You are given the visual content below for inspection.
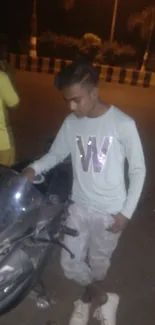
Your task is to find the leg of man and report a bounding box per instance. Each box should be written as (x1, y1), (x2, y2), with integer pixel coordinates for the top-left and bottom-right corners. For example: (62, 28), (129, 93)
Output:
(89, 211), (121, 325)
(60, 203), (93, 325)
(61, 203), (92, 285)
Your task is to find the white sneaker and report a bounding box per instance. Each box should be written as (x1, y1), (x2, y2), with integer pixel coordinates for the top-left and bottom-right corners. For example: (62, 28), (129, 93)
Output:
(69, 300), (91, 325)
(93, 293), (119, 325)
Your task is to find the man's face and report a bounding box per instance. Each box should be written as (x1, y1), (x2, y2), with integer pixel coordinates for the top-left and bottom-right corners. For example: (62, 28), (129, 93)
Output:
(62, 83), (97, 118)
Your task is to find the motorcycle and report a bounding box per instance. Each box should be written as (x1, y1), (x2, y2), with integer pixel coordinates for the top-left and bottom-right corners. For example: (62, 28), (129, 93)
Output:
(0, 145), (76, 316)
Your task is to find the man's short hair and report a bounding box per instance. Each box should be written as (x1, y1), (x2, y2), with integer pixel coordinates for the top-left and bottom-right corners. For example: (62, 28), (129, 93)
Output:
(55, 59), (100, 90)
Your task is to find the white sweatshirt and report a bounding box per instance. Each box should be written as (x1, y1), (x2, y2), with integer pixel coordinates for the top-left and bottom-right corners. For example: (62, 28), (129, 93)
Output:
(30, 106), (146, 219)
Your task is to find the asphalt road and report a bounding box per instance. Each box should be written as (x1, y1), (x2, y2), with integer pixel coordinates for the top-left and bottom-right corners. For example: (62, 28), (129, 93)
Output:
(1, 71), (155, 325)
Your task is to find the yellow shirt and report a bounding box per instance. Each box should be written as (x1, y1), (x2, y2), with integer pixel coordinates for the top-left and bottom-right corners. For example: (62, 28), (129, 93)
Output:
(0, 71), (19, 150)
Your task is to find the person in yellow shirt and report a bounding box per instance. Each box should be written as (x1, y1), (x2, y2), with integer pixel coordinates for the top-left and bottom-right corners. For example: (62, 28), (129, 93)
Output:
(0, 46), (19, 166)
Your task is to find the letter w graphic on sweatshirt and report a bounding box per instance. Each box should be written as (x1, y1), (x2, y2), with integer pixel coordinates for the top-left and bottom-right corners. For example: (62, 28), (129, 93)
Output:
(76, 135), (113, 173)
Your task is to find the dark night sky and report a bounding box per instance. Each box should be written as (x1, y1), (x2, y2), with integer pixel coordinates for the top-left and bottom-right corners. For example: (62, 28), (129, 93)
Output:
(1, 0), (155, 46)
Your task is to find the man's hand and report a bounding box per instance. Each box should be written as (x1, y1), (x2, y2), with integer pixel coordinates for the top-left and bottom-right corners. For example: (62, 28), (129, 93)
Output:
(21, 167), (36, 183)
(108, 213), (129, 233)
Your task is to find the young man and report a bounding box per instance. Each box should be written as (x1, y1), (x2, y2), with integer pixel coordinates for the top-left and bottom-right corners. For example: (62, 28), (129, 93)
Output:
(23, 60), (146, 325)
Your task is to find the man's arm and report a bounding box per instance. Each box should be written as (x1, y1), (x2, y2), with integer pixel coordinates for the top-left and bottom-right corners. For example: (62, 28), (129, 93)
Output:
(29, 118), (71, 176)
(120, 119), (146, 219)
(0, 71), (19, 108)
(109, 118), (146, 233)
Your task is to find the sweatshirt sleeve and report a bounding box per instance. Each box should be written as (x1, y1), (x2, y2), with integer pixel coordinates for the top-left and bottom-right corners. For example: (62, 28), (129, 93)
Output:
(120, 119), (146, 219)
(30, 117), (71, 175)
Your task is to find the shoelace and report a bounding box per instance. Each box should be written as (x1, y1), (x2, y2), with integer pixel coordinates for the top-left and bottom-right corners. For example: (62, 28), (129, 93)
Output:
(93, 306), (108, 325)
(73, 300), (86, 318)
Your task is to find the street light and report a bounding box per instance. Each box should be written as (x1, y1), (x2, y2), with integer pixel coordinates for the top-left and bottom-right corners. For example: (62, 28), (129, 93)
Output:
(110, 0), (119, 42)
(29, 0), (37, 57)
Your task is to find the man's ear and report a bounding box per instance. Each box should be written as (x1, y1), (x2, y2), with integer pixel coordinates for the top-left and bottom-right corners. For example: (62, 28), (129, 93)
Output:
(91, 87), (98, 100)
